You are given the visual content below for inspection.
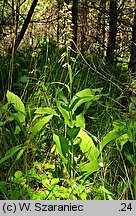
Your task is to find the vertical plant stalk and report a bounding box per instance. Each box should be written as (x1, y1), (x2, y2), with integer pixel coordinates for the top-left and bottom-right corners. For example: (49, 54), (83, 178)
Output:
(71, 140), (75, 178)
(67, 140), (74, 179)
(67, 141), (71, 177)
(131, 84), (136, 199)
(117, 145), (134, 200)
(58, 3), (75, 179)
(134, 174), (136, 199)
(100, 151), (106, 199)
(24, 143), (29, 181)
(8, 40), (15, 91)
(8, 0), (20, 91)
(58, 3), (74, 100)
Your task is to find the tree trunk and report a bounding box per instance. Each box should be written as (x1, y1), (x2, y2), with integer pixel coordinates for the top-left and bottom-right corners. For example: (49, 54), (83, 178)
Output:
(81, 0), (88, 51)
(12, 0), (15, 26)
(96, 0), (106, 56)
(101, 0), (106, 48)
(72, 0), (78, 45)
(12, 0), (38, 51)
(15, 0), (20, 37)
(129, 7), (136, 73)
(96, 0), (106, 45)
(106, 0), (117, 65)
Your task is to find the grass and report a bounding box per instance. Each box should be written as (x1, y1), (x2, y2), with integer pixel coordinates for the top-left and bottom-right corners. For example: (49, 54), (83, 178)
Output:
(0, 35), (135, 200)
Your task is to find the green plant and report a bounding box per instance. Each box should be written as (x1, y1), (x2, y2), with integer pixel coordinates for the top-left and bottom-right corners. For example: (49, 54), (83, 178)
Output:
(0, 161), (93, 200)
(53, 87), (104, 178)
(100, 113), (136, 199)
(0, 88), (103, 181)
(0, 90), (55, 167)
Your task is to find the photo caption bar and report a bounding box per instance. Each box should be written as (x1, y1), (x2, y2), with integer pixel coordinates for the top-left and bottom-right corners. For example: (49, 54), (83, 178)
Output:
(0, 201), (136, 216)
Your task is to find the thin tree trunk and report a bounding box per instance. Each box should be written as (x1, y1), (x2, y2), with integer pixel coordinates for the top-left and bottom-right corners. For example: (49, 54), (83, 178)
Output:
(81, 0), (88, 51)
(96, 0), (106, 55)
(101, 0), (106, 48)
(15, 0), (20, 37)
(11, 0), (38, 51)
(72, 0), (78, 45)
(106, 0), (117, 65)
(12, 0), (15, 26)
(129, 7), (136, 73)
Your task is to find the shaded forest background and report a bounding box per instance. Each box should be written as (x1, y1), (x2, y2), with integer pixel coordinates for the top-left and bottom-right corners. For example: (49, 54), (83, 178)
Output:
(0, 0), (136, 200)
(0, 0), (136, 94)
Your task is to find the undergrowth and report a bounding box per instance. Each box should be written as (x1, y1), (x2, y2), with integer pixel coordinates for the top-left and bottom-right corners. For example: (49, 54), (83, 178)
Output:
(0, 34), (136, 200)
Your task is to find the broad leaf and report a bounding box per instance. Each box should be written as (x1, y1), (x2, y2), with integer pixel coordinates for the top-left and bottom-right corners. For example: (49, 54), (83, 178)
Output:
(56, 100), (73, 127)
(6, 91), (25, 115)
(72, 137), (81, 153)
(80, 160), (100, 175)
(53, 133), (69, 163)
(34, 107), (59, 117)
(76, 88), (101, 98)
(124, 152), (136, 166)
(77, 129), (99, 161)
(14, 170), (22, 179)
(75, 113), (85, 128)
(12, 112), (25, 124)
(70, 96), (94, 112)
(57, 90), (69, 106)
(70, 88), (102, 113)
(116, 133), (129, 150)
(67, 127), (80, 140)
(0, 145), (21, 165)
(11, 113), (26, 136)
(126, 125), (133, 142)
(56, 101), (69, 122)
(30, 115), (53, 136)
(100, 129), (126, 152)
(16, 146), (27, 160)
(86, 146), (100, 161)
